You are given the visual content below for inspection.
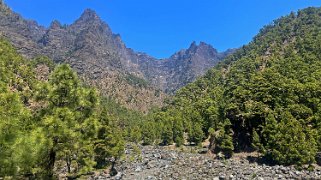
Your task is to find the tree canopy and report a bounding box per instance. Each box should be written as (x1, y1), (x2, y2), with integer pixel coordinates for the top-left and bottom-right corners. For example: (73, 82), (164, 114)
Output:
(0, 39), (128, 178)
(151, 7), (321, 166)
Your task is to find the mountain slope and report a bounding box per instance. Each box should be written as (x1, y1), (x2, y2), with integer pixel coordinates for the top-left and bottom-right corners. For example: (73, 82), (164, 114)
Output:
(0, 5), (165, 112)
(0, 2), (45, 57)
(153, 7), (321, 165)
(136, 41), (234, 93)
(0, 3), (232, 112)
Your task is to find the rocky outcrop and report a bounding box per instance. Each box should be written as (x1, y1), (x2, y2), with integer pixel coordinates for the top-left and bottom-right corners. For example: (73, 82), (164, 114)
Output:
(0, 3), (233, 111)
(0, 2), (45, 58)
(145, 41), (234, 93)
(0, 6), (166, 112)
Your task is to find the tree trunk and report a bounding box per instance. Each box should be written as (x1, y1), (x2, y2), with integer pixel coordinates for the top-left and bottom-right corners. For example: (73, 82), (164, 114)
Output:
(46, 138), (58, 178)
(66, 155), (71, 173)
(110, 159), (118, 176)
(47, 148), (56, 178)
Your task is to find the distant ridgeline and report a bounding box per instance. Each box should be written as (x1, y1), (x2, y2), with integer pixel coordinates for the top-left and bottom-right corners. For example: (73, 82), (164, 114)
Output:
(147, 7), (321, 166)
(0, 1), (233, 112)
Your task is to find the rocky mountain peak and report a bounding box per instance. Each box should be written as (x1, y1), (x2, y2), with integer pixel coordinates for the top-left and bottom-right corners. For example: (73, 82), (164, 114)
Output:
(49, 20), (62, 29)
(186, 41), (218, 56)
(78, 8), (100, 23)
(0, 4), (234, 110)
(0, 0), (11, 14)
(70, 8), (112, 36)
(198, 41), (216, 50)
(0, 0), (5, 7)
(186, 41), (198, 52)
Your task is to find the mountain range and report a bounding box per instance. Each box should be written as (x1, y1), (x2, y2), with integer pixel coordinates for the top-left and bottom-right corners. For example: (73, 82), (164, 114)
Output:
(0, 2), (233, 111)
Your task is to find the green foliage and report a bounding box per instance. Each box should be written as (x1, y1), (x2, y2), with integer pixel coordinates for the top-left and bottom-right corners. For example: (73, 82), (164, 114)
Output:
(141, 121), (156, 145)
(209, 119), (234, 158)
(128, 126), (142, 144)
(31, 56), (55, 71)
(0, 88), (31, 176)
(261, 112), (318, 165)
(37, 64), (100, 176)
(0, 39), (128, 178)
(0, 39), (52, 178)
(251, 130), (262, 152)
(124, 73), (149, 88)
(173, 117), (184, 147)
(95, 124), (125, 168)
(153, 7), (321, 166)
(188, 122), (204, 146)
(98, 97), (147, 143)
(12, 128), (49, 176)
(161, 117), (174, 145)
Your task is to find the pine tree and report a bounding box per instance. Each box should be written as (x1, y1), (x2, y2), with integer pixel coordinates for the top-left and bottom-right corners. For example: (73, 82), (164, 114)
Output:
(262, 111), (317, 165)
(40, 64), (99, 177)
(173, 117), (184, 147)
(252, 130), (263, 153)
(141, 121), (156, 145)
(189, 122), (204, 146)
(161, 117), (174, 145)
(0, 88), (31, 176)
(94, 108), (125, 170)
(95, 125), (124, 175)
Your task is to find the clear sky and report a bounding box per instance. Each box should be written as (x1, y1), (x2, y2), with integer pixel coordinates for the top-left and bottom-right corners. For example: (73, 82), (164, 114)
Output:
(4, 0), (321, 58)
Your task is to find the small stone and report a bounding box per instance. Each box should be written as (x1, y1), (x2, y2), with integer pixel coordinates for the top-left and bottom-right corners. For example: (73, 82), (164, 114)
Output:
(147, 160), (157, 169)
(281, 167), (289, 174)
(170, 152), (178, 159)
(135, 166), (142, 172)
(147, 175), (156, 180)
(115, 172), (122, 180)
(154, 153), (161, 159)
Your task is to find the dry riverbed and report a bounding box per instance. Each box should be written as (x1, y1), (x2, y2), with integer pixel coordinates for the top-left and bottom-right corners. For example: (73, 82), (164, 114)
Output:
(88, 145), (321, 180)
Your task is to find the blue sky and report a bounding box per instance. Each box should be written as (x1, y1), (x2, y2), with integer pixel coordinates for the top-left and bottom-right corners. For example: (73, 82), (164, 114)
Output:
(4, 0), (321, 58)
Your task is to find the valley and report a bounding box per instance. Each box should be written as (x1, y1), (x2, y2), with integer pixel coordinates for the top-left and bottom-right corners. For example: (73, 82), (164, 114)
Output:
(0, 0), (321, 179)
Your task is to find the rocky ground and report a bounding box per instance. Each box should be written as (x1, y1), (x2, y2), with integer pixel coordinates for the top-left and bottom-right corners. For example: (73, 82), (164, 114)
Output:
(90, 145), (321, 180)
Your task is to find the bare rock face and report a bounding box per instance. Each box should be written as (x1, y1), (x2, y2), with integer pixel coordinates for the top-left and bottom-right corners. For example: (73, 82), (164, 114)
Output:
(0, 4), (234, 111)
(0, 2), (45, 58)
(141, 41), (233, 93)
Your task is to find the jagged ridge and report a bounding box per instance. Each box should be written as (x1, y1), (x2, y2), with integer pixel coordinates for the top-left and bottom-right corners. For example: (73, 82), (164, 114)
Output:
(0, 4), (233, 111)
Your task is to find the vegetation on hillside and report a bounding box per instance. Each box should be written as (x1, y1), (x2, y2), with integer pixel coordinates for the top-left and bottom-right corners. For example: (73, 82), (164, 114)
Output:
(0, 39), (136, 178)
(146, 7), (321, 166)
(1, 6), (321, 179)
(124, 73), (150, 88)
